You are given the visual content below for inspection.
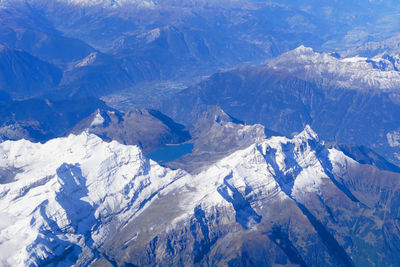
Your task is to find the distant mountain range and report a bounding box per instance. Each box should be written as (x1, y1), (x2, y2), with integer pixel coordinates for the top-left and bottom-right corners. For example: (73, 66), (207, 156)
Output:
(2, 0), (400, 99)
(269, 46), (400, 90)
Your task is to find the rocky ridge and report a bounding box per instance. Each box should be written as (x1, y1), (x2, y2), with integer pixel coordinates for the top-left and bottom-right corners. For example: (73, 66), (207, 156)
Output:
(269, 45), (400, 91)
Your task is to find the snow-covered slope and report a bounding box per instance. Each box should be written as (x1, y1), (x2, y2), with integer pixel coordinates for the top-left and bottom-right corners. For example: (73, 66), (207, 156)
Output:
(151, 125), (355, 225)
(1, 127), (400, 266)
(269, 46), (400, 91)
(100, 125), (400, 266)
(0, 132), (186, 266)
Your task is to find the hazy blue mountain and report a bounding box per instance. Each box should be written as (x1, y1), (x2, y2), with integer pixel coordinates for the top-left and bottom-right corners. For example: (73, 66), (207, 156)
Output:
(0, 3), (95, 67)
(0, 45), (62, 99)
(1, 0), (400, 99)
(58, 52), (134, 98)
(0, 97), (110, 142)
(0, 90), (11, 101)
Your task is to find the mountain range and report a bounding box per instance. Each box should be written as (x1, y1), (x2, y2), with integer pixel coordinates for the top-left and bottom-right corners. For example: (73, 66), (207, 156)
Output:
(1, 1), (400, 266)
(2, 126), (400, 266)
(159, 46), (400, 168)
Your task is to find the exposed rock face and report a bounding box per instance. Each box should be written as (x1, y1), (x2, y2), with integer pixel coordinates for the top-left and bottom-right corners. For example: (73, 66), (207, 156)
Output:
(72, 108), (191, 154)
(166, 106), (267, 172)
(2, 127), (400, 266)
(0, 95), (191, 154)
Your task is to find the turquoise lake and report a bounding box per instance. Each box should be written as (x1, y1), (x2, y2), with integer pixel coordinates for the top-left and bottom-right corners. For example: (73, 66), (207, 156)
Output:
(146, 143), (194, 164)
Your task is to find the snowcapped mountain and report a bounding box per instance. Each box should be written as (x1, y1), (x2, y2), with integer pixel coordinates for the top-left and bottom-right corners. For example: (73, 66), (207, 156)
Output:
(1, 126), (400, 266)
(0, 132), (186, 266)
(269, 46), (400, 91)
(100, 126), (400, 266)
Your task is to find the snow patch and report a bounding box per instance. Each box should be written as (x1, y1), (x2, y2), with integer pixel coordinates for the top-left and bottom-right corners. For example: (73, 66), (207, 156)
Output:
(387, 130), (400, 147)
(138, 28), (161, 43)
(90, 110), (105, 127)
(76, 52), (98, 67)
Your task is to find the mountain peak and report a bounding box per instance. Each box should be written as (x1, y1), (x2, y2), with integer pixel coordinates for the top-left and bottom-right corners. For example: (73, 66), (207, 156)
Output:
(71, 108), (190, 154)
(295, 124), (319, 142)
(293, 45), (315, 55)
(194, 106), (243, 127)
